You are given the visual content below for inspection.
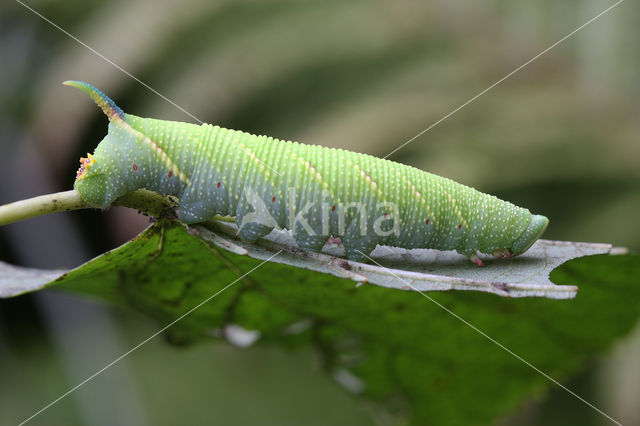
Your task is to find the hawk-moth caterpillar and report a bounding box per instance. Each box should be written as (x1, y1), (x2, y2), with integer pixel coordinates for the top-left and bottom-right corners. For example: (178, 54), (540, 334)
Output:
(67, 80), (548, 265)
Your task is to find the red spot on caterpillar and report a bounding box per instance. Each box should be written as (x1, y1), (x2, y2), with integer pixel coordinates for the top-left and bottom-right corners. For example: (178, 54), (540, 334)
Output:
(458, 224), (462, 229)
(272, 196), (276, 203)
(425, 219), (430, 225)
(217, 182), (221, 188)
(331, 205), (336, 212)
(132, 163), (138, 171)
(168, 171), (173, 178)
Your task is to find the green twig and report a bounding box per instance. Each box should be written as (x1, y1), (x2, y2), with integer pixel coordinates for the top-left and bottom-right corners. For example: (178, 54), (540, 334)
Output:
(0, 189), (177, 226)
(0, 190), (88, 226)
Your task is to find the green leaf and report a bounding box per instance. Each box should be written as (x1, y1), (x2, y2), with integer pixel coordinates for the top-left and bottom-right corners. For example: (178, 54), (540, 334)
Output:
(1, 217), (610, 300)
(0, 262), (66, 298)
(1, 220), (637, 424)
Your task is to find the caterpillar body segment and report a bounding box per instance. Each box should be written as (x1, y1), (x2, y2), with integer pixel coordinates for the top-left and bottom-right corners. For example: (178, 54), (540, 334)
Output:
(68, 81), (548, 264)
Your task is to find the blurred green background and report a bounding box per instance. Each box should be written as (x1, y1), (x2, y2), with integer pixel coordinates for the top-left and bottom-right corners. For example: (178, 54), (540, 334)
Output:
(0, 0), (638, 425)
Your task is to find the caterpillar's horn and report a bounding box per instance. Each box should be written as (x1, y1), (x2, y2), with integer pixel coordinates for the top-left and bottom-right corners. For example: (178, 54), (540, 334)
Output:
(63, 80), (124, 122)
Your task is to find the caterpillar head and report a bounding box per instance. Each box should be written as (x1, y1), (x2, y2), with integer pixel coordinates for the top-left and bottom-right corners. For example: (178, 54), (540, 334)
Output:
(65, 80), (125, 208)
(509, 214), (549, 255)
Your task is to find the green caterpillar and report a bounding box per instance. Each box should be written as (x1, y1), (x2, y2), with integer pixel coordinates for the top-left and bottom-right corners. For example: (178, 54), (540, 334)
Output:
(68, 80), (548, 265)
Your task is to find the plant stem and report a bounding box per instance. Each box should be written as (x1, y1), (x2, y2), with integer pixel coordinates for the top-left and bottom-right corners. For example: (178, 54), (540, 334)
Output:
(0, 190), (88, 226)
(0, 189), (178, 227)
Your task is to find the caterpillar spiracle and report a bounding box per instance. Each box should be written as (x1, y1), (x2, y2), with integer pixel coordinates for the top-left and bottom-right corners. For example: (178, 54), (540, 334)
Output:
(68, 81), (548, 266)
